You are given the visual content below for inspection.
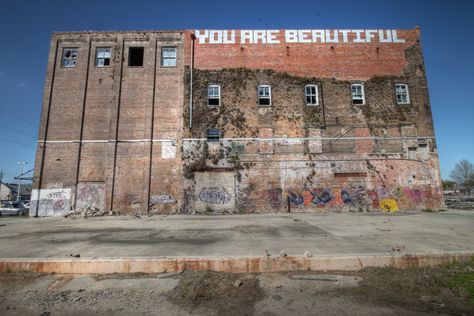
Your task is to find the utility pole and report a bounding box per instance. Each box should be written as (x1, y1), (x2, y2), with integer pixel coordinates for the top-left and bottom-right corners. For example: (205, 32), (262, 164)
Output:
(0, 170), (3, 201)
(17, 161), (27, 201)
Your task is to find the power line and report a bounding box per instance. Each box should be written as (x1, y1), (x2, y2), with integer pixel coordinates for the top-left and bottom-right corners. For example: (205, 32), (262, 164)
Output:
(0, 136), (36, 149)
(0, 109), (36, 125)
(0, 124), (36, 138)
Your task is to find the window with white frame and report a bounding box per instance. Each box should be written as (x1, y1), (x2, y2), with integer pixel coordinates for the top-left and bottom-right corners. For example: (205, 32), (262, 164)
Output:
(208, 85), (220, 106)
(351, 83), (365, 105)
(258, 85), (271, 106)
(95, 48), (111, 67)
(305, 84), (319, 105)
(395, 84), (410, 104)
(161, 47), (177, 67)
(62, 48), (78, 68)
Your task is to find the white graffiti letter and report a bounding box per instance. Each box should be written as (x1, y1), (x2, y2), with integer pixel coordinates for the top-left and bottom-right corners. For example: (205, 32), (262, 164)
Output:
(241, 30), (253, 44)
(253, 30), (267, 44)
(365, 29), (377, 43)
(311, 30), (325, 43)
(352, 29), (365, 43)
(379, 29), (393, 43)
(223, 30), (235, 44)
(392, 30), (405, 43)
(267, 30), (280, 44)
(325, 30), (339, 43)
(298, 30), (311, 43)
(340, 30), (350, 43)
(195, 30), (209, 44)
(285, 30), (298, 43)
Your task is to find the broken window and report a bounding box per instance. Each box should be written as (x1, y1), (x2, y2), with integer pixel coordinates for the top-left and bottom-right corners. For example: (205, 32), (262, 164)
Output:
(161, 47), (177, 67)
(351, 84), (365, 105)
(95, 48), (111, 67)
(207, 128), (221, 143)
(62, 48), (78, 68)
(128, 47), (144, 66)
(258, 85), (271, 106)
(395, 84), (410, 104)
(208, 85), (220, 106)
(305, 84), (319, 105)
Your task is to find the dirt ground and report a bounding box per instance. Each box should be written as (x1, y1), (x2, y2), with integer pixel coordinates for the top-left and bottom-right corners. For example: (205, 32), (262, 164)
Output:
(0, 259), (473, 316)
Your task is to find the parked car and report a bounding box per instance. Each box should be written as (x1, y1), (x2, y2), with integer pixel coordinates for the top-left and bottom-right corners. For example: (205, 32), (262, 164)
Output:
(0, 201), (28, 216)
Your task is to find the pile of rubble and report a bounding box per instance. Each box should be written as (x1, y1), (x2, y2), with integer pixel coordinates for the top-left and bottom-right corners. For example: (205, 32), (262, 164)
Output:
(65, 207), (115, 218)
(444, 195), (474, 211)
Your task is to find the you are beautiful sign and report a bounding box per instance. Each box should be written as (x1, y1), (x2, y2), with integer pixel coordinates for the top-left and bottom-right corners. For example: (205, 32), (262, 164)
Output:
(194, 29), (406, 44)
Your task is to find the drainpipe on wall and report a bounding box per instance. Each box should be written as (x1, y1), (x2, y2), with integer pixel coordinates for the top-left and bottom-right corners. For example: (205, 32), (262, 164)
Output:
(189, 33), (196, 129)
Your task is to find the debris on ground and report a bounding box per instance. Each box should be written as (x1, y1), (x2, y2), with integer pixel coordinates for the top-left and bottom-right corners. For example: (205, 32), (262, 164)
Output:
(168, 271), (264, 315)
(391, 244), (406, 252)
(445, 196), (474, 210)
(65, 207), (108, 218)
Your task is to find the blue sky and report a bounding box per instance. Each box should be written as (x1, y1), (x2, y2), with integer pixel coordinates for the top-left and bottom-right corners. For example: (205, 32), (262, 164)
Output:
(0, 0), (473, 183)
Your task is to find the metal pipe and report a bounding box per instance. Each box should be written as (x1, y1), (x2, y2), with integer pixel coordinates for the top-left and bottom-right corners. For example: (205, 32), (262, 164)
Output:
(73, 38), (92, 210)
(146, 38), (159, 214)
(189, 33), (195, 129)
(109, 39), (126, 212)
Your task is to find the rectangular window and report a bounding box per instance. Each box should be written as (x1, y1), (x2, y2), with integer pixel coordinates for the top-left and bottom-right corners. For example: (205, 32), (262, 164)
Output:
(305, 84), (319, 105)
(395, 84), (410, 104)
(128, 47), (144, 67)
(62, 48), (78, 68)
(208, 85), (220, 106)
(258, 85), (271, 106)
(161, 47), (177, 67)
(207, 129), (221, 143)
(95, 48), (111, 67)
(351, 83), (365, 105)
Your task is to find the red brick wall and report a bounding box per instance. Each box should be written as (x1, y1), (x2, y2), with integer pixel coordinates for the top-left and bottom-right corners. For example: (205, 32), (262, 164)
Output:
(184, 29), (420, 80)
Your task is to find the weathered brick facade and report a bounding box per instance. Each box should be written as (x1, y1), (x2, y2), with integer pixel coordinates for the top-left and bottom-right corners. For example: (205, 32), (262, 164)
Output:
(32, 28), (443, 216)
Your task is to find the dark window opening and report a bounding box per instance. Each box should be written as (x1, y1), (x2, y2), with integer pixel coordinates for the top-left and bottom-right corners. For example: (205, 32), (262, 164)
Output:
(128, 47), (144, 66)
(209, 98), (220, 106)
(207, 129), (221, 143)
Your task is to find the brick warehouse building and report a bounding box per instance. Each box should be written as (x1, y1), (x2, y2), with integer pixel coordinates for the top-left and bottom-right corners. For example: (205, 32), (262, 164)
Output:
(31, 28), (444, 216)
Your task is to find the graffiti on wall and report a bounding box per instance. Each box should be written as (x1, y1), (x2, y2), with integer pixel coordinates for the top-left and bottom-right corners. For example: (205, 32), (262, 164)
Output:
(30, 188), (71, 217)
(76, 182), (105, 210)
(379, 199), (399, 212)
(199, 187), (232, 204)
(268, 188), (283, 208)
(128, 193), (141, 209)
(274, 184), (435, 211)
(150, 194), (176, 206)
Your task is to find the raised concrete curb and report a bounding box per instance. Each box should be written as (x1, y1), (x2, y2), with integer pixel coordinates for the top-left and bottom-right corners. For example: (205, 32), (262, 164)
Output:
(0, 252), (472, 274)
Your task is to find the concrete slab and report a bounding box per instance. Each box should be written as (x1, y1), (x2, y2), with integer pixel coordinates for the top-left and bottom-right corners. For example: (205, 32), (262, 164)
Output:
(0, 210), (472, 273)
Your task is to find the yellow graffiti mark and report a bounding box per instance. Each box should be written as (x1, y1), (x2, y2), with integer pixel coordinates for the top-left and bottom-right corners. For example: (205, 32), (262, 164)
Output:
(379, 199), (399, 212)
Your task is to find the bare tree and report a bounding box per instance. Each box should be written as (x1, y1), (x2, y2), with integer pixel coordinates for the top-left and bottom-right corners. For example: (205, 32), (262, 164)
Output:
(450, 159), (474, 195)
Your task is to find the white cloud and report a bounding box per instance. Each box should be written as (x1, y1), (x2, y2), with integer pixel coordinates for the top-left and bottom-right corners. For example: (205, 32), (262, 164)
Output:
(18, 83), (27, 87)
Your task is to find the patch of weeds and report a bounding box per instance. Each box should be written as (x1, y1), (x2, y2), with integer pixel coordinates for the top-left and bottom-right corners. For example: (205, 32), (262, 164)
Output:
(204, 206), (213, 214)
(422, 208), (434, 212)
(437, 257), (474, 306)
